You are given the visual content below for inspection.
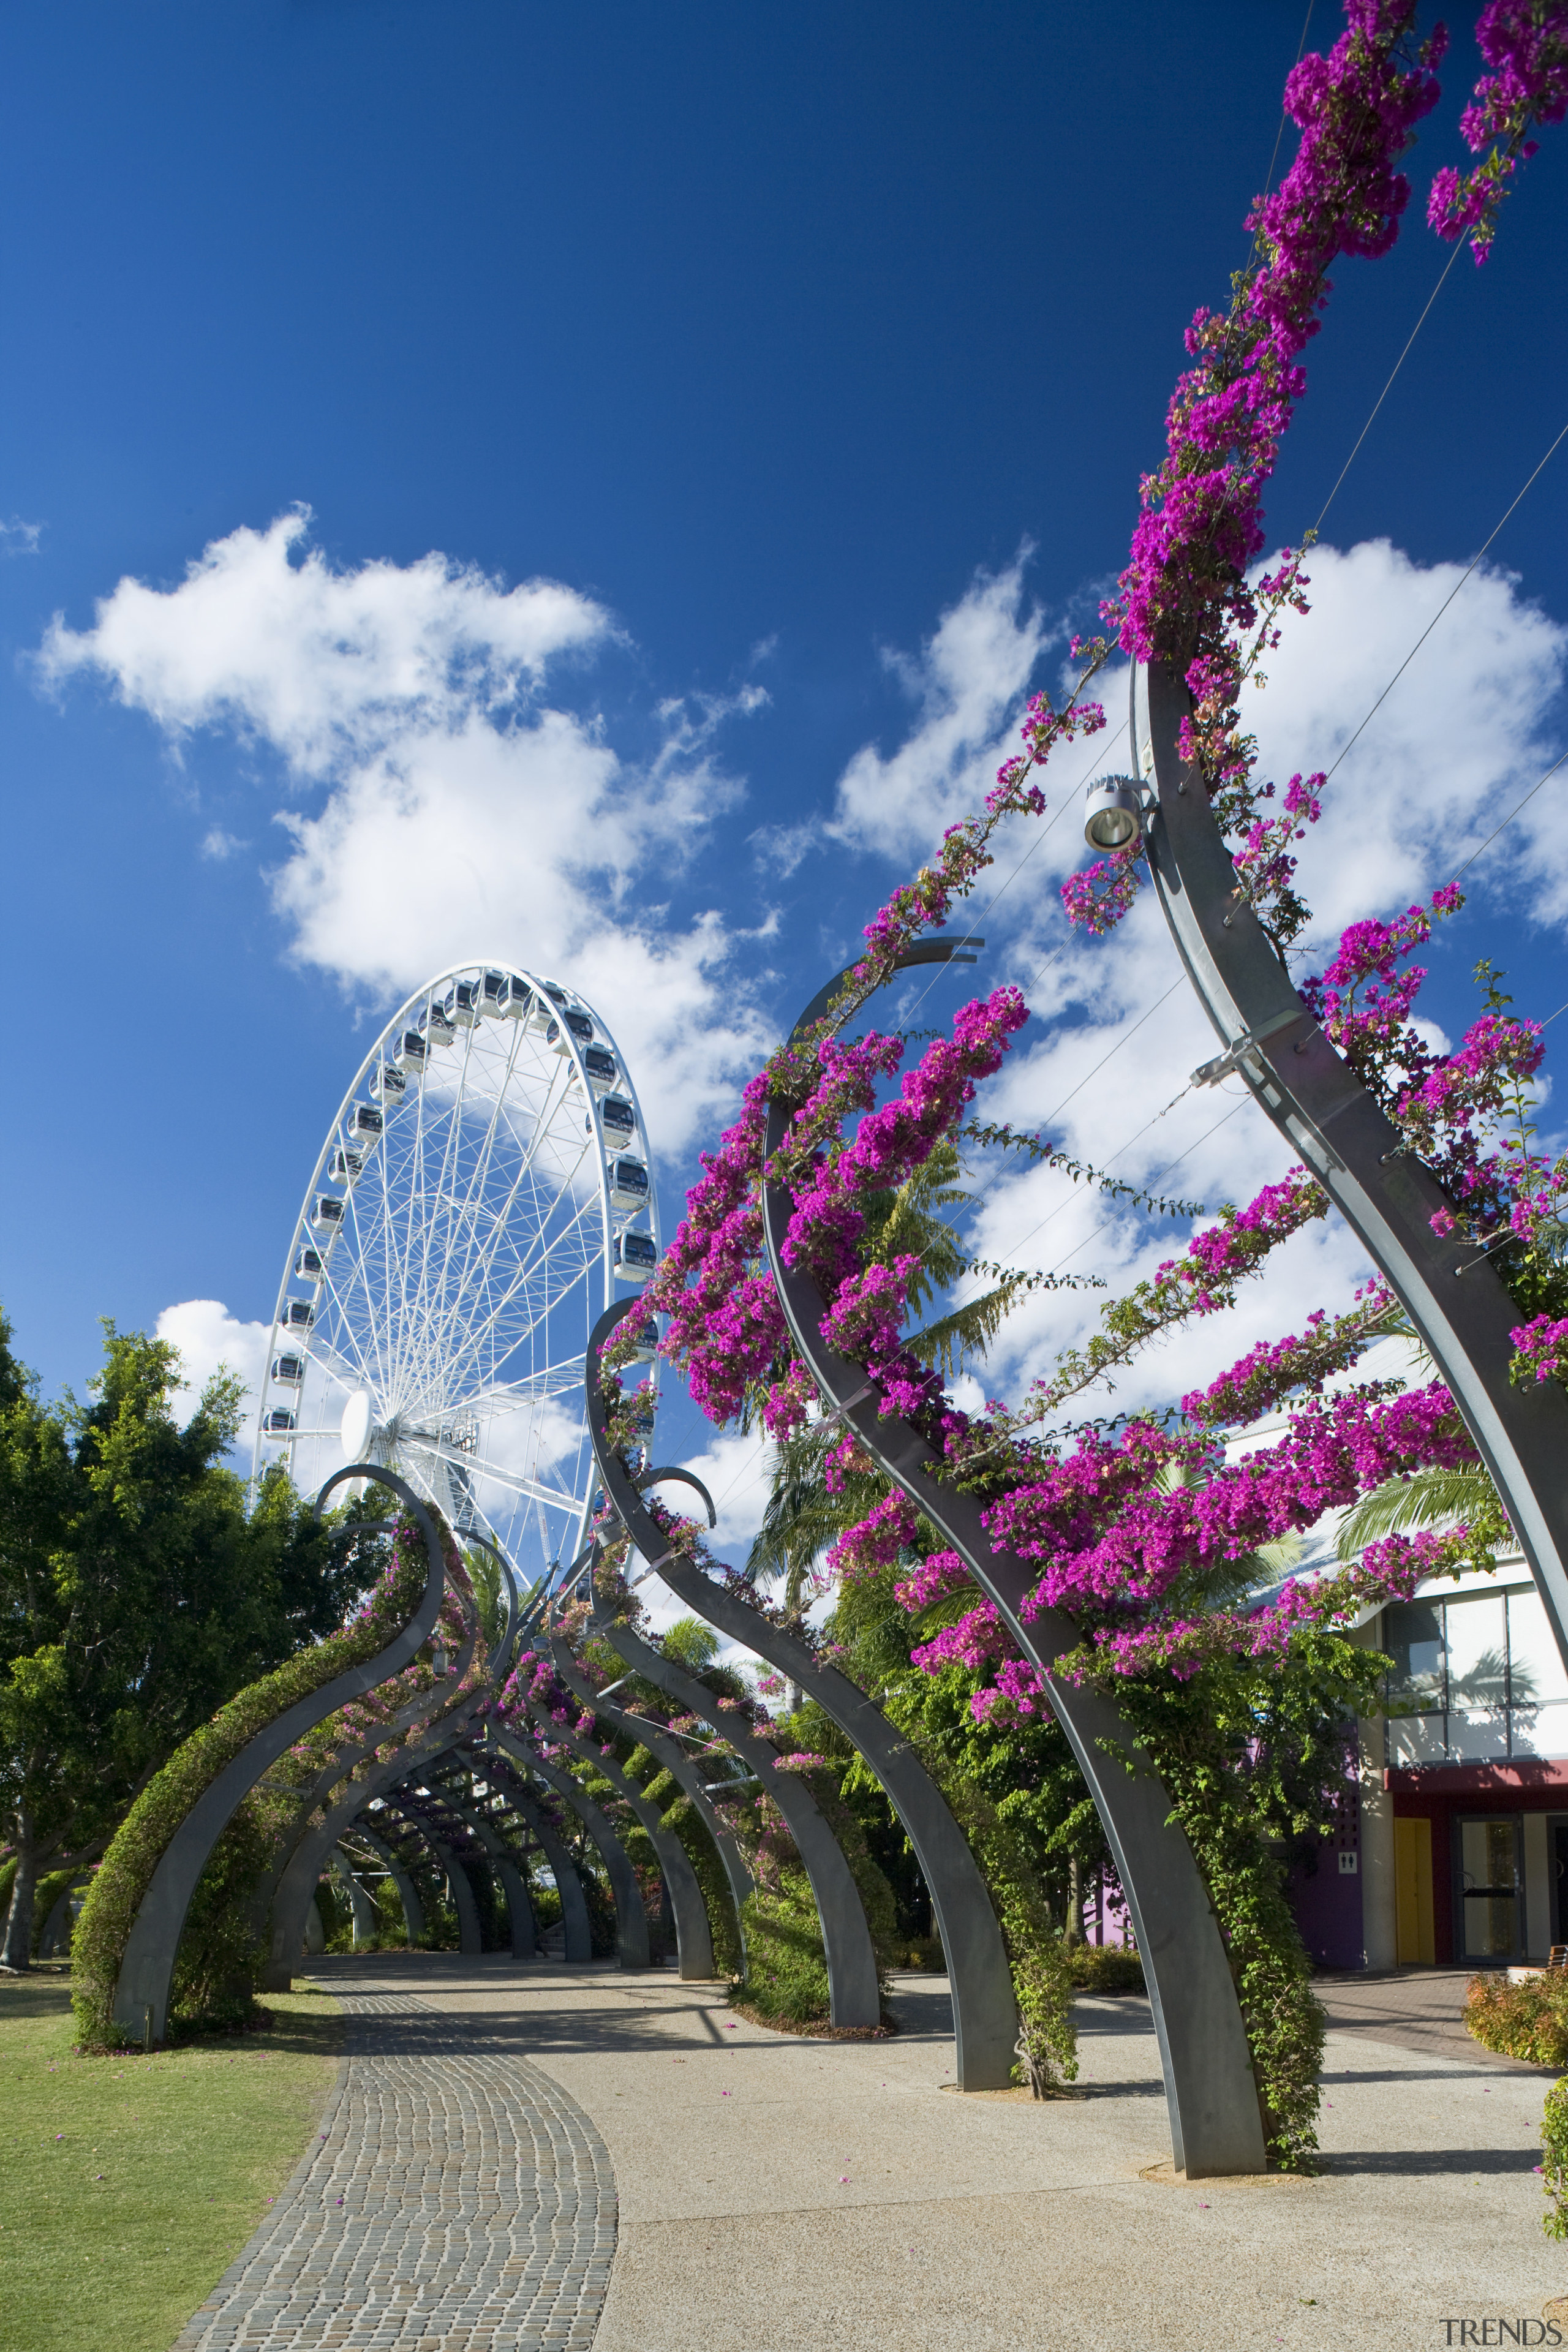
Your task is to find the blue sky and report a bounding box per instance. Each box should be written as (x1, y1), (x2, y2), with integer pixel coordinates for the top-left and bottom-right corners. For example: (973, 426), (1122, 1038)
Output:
(3, 1), (1566, 1558)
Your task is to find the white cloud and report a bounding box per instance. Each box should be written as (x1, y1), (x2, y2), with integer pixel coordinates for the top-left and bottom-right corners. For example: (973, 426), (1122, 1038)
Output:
(827, 551), (1065, 863)
(1242, 539), (1567, 940)
(200, 826), (247, 861)
(35, 510), (771, 1152)
(156, 1298), (271, 1438)
(37, 507), (608, 770)
(1, 516), (42, 557)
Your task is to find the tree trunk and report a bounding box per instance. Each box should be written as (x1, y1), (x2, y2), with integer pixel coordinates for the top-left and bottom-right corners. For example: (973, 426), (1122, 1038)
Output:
(1065, 1852), (1084, 1947)
(1, 1838), (40, 1972)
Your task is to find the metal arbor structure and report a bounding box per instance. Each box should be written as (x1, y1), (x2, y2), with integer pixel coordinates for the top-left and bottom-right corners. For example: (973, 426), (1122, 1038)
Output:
(250, 962), (660, 1582)
(741, 944), (1271, 2177)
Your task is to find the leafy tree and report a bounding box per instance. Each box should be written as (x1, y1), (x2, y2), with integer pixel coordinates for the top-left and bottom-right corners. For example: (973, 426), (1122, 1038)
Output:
(0, 1314), (374, 1970)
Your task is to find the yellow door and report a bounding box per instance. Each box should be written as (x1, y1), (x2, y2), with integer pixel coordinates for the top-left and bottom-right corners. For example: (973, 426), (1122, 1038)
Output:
(1395, 1817), (1435, 1964)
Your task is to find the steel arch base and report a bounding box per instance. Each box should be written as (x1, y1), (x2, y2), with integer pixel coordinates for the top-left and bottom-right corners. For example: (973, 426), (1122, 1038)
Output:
(481, 1725), (638, 1965)
(551, 1609), (755, 1939)
(527, 1684), (716, 1978)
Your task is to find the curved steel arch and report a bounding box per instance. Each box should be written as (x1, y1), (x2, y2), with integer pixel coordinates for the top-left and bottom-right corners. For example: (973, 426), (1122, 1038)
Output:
(1134, 654), (1568, 1672)
(428, 1767), (538, 1958)
(481, 1724), (643, 1965)
(330, 1850), (377, 1945)
(371, 1785), (487, 1954)
(349, 1825), (426, 1942)
(264, 1713), (477, 1986)
(111, 1465), (451, 2044)
(472, 1763), (594, 1963)
(526, 1679), (715, 1979)
(547, 1596), (754, 1939)
(564, 1401), (884, 2029)
(256, 1551), (485, 1985)
(411, 1756), (533, 1955)
(738, 949), (1267, 2176)
(582, 1386), (1019, 2087)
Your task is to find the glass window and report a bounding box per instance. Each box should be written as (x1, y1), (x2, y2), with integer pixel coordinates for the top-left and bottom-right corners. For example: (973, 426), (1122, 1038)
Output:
(1515, 1700), (1568, 1760)
(1457, 1815), (1521, 1960)
(1509, 1588), (1568, 1716)
(1385, 1601), (1446, 1714)
(1387, 1711), (1447, 1766)
(1447, 1594), (1509, 1716)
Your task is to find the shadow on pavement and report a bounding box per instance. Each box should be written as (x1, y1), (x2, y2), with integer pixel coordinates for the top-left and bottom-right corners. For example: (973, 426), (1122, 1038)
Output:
(1322, 2146), (1542, 2176)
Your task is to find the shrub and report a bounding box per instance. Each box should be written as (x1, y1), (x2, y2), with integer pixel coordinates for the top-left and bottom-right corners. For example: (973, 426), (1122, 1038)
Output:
(735, 1869), (835, 2023)
(168, 1799), (270, 2034)
(899, 1934), (945, 1970)
(1466, 1969), (1568, 2067)
(1068, 1943), (1147, 1995)
(1543, 2076), (1568, 2239)
(29, 1868), (85, 1958)
(631, 1757), (745, 1978)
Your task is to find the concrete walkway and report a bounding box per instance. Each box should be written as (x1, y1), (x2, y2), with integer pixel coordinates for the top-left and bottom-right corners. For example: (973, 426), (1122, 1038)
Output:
(182, 1952), (1568, 2351)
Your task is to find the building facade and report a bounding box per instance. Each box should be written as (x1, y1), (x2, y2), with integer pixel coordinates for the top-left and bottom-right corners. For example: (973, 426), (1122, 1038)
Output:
(1291, 1561), (1568, 1970)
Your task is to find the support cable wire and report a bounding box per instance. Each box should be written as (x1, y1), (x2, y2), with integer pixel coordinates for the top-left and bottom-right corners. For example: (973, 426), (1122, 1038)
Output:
(1449, 747), (1568, 886)
(1316, 418), (1568, 793)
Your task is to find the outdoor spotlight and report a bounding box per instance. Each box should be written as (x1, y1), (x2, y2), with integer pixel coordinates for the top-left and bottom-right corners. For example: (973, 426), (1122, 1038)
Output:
(1083, 774), (1144, 852)
(431, 1640), (448, 1679)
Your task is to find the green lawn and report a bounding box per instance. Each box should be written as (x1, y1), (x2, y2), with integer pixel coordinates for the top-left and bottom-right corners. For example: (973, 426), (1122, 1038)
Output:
(0, 1968), (342, 2352)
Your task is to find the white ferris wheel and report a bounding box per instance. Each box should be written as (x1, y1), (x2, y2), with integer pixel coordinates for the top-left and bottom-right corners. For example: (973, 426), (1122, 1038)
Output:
(249, 963), (660, 1585)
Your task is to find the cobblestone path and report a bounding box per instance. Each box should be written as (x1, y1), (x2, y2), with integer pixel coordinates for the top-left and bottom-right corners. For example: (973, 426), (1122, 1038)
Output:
(173, 1994), (617, 2351)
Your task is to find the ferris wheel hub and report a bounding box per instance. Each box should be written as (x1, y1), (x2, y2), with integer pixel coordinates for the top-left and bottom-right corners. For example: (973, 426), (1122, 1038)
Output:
(340, 1390), (375, 1461)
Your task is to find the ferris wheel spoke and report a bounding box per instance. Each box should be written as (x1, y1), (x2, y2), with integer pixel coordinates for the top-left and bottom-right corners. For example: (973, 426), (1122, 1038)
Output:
(409, 1438), (581, 1518)
(468, 1356), (589, 1414)
(433, 1184), (603, 1398)
(421, 1068), (585, 1373)
(423, 1140), (598, 1398)
(409, 1019), (475, 1387)
(424, 1055), (582, 1367)
(429, 1022), (517, 1356)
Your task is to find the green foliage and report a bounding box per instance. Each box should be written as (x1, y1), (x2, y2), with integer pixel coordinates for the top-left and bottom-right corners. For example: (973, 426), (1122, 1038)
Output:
(735, 1866), (835, 2022)
(725, 1756), (900, 2026)
(635, 1757), (744, 1978)
(29, 1867), (85, 1958)
(1337, 1461), (1511, 1564)
(1068, 1942), (1146, 1994)
(464, 1547), (506, 1649)
(1, 1310), (383, 1970)
(70, 1526), (426, 2048)
(1542, 2076), (1568, 2240)
(659, 1616), (720, 1675)
(1101, 1619), (1384, 2168)
(168, 1800), (270, 2034)
(1467, 1969), (1568, 2068)
(824, 1495), (1380, 2163)
(940, 1770), (1078, 2093)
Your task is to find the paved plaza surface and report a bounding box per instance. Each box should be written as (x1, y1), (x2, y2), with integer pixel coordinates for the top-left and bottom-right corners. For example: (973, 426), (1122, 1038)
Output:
(177, 1951), (1568, 2352)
